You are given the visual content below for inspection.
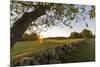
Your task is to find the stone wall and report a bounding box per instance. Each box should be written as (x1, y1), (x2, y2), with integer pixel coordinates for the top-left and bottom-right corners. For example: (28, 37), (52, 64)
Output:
(14, 39), (84, 66)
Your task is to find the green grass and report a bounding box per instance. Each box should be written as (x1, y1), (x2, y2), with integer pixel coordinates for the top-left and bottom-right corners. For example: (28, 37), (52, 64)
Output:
(62, 38), (95, 63)
(11, 39), (81, 56)
(11, 39), (81, 63)
(11, 38), (95, 64)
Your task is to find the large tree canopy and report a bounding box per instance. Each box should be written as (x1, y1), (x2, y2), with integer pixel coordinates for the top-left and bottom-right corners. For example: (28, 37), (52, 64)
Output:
(10, 1), (95, 48)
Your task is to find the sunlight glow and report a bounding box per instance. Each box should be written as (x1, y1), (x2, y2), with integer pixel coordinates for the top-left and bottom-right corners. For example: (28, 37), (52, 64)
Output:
(38, 35), (44, 43)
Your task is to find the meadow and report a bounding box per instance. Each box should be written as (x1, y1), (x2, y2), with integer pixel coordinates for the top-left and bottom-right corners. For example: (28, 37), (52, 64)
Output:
(11, 38), (95, 65)
(61, 38), (95, 63)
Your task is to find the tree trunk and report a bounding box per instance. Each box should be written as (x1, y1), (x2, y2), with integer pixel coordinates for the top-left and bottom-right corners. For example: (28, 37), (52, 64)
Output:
(11, 7), (46, 48)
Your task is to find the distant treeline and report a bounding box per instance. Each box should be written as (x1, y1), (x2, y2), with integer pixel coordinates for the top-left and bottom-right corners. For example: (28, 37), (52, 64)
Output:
(45, 37), (68, 40)
(69, 29), (95, 38)
(19, 32), (39, 41)
(19, 29), (95, 41)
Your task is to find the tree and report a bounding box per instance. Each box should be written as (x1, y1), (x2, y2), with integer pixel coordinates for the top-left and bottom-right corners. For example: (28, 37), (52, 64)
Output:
(11, 2), (47, 48)
(10, 1), (95, 48)
(29, 32), (39, 40)
(69, 29), (94, 38)
(21, 33), (30, 41)
(20, 32), (39, 41)
(70, 32), (81, 38)
(80, 29), (93, 38)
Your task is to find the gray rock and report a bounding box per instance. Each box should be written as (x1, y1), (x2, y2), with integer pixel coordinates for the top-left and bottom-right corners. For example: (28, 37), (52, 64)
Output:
(55, 46), (64, 55)
(47, 48), (57, 59)
(49, 59), (61, 64)
(14, 41), (83, 66)
(18, 57), (35, 65)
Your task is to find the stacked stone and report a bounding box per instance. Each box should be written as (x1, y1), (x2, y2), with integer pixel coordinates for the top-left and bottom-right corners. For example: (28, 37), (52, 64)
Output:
(14, 40), (84, 66)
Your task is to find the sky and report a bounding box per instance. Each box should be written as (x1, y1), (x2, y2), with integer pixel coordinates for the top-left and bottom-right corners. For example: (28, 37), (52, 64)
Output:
(40, 18), (95, 38)
(39, 5), (95, 38)
(13, 3), (95, 38)
(10, 2), (95, 38)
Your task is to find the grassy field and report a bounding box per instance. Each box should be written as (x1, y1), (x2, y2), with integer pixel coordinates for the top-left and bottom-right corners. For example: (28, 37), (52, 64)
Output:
(11, 39), (81, 63)
(62, 38), (95, 63)
(11, 38), (95, 64)
(11, 39), (81, 56)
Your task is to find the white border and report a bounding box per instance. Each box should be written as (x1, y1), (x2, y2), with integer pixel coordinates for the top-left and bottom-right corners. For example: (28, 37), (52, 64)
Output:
(0, 0), (98, 67)
(0, 0), (10, 67)
(19, 0), (96, 5)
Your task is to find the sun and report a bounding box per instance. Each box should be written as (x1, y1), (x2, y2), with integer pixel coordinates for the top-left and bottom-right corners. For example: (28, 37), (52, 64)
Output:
(38, 35), (44, 43)
(39, 35), (44, 39)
